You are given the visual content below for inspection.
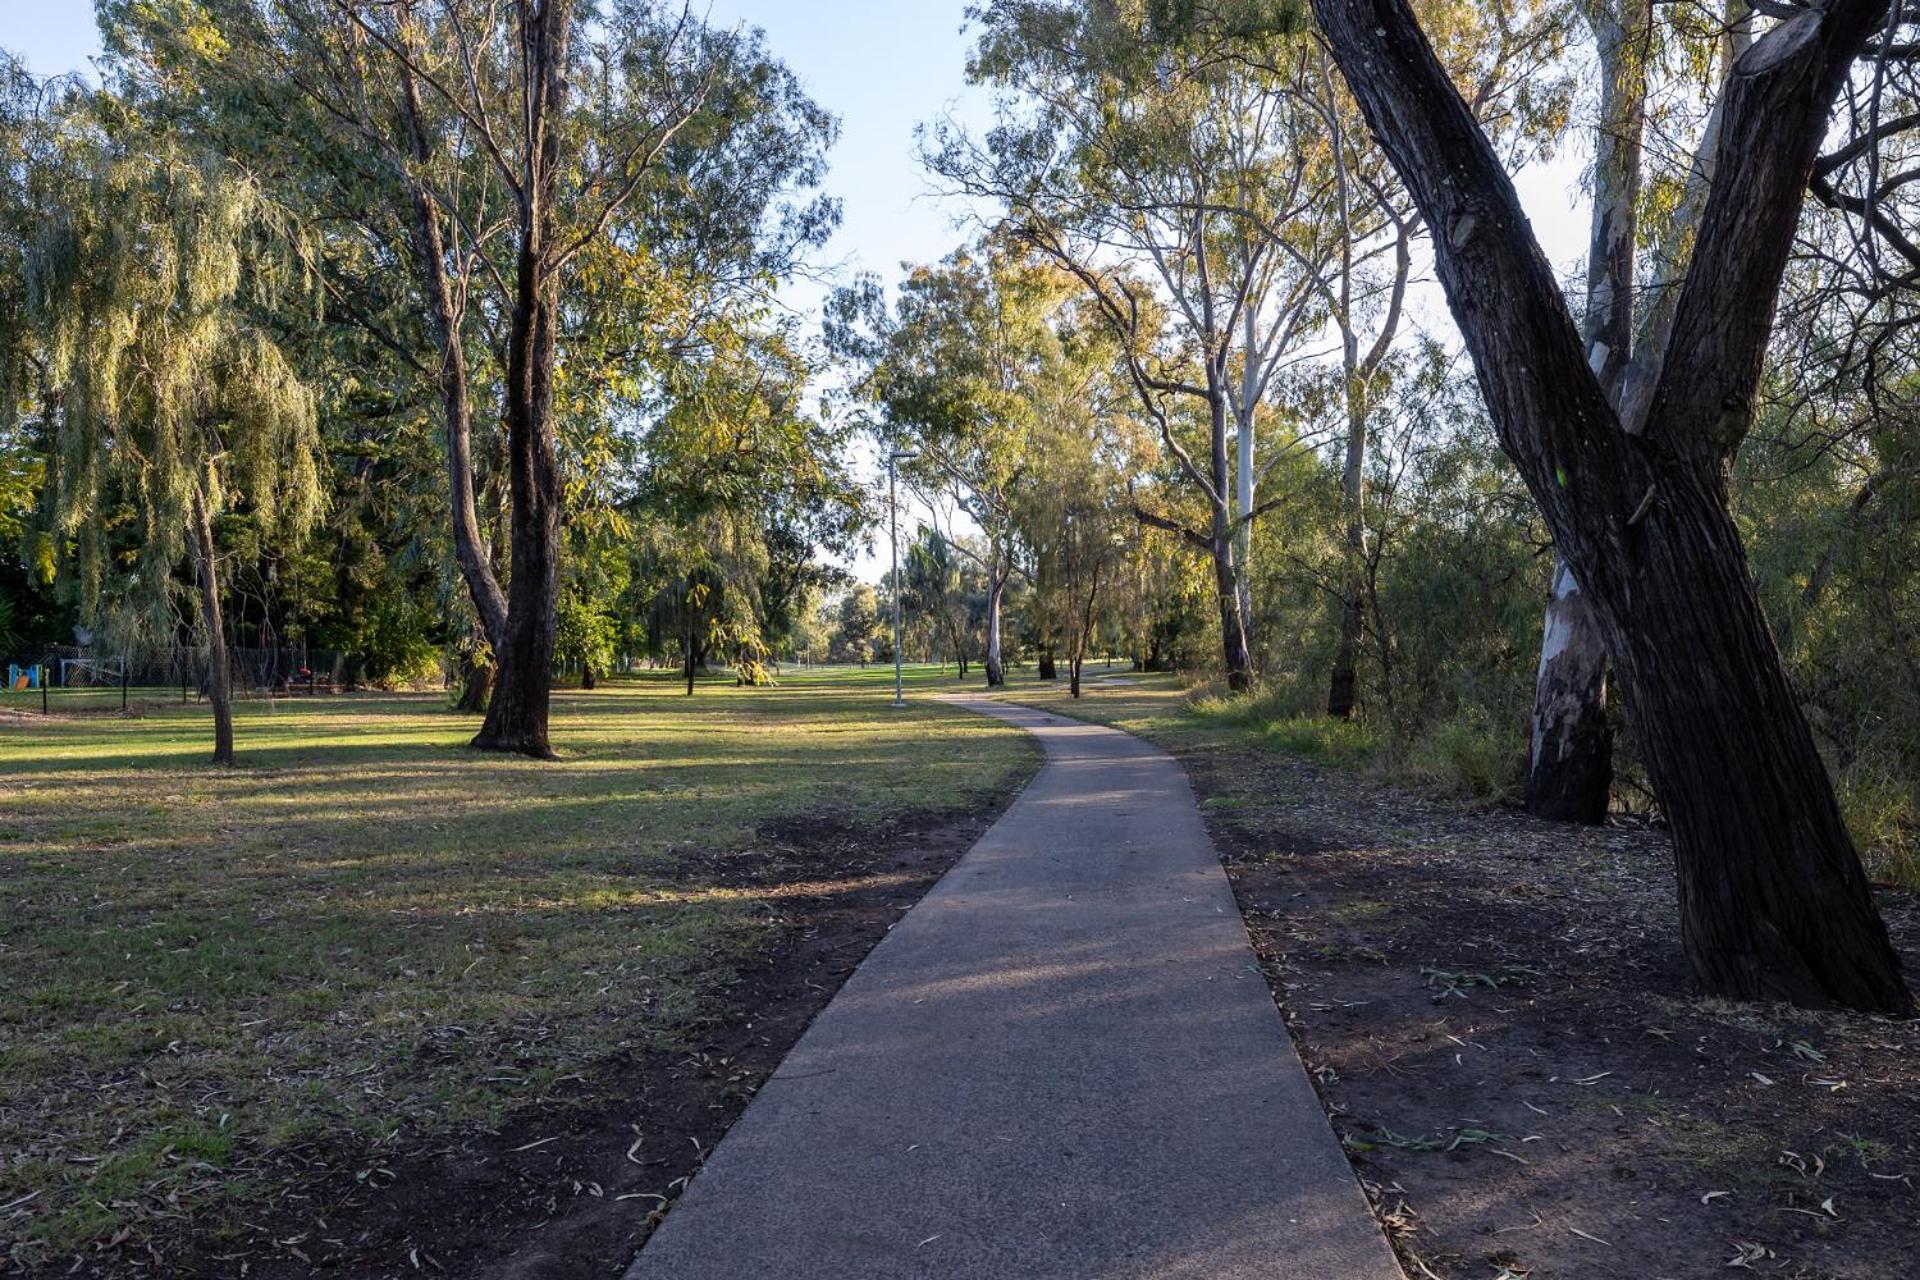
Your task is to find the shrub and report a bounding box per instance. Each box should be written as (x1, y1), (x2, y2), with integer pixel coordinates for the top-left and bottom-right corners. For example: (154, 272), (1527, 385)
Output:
(1404, 714), (1525, 804)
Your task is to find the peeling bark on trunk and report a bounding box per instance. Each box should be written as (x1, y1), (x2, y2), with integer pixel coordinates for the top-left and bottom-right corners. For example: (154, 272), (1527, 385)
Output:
(188, 483), (234, 766)
(1312, 0), (1910, 1012)
(1527, 555), (1613, 822)
(984, 565), (1006, 687)
(1524, 0), (1648, 820)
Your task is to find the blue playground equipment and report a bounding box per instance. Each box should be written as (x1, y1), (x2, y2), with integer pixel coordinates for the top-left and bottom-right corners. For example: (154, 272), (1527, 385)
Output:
(8, 663), (42, 691)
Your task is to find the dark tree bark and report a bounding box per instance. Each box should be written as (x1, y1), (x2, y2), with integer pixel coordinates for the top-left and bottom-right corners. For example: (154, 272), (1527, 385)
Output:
(472, 0), (572, 760)
(581, 664), (596, 690)
(1311, 0), (1911, 1012)
(1038, 650), (1057, 680)
(188, 484), (235, 766)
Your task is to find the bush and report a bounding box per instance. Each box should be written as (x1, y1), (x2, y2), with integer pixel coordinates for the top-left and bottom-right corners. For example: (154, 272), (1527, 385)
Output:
(1403, 714), (1525, 804)
(1839, 762), (1920, 890)
(1187, 687), (1382, 768)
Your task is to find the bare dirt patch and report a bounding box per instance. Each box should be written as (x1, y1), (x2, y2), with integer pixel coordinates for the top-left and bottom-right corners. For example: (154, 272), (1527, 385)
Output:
(1180, 740), (1920, 1280)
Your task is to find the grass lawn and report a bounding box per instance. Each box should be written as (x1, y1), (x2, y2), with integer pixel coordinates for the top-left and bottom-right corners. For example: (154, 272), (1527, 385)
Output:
(0, 666), (1033, 1275)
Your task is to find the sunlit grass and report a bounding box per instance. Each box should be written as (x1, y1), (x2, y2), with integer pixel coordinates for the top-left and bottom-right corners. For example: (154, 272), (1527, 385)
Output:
(0, 667), (1034, 1266)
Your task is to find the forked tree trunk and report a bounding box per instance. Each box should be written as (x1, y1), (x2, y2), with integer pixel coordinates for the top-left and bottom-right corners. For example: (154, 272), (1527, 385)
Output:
(188, 484), (234, 766)
(1312, 0), (1910, 1012)
(1527, 555), (1613, 821)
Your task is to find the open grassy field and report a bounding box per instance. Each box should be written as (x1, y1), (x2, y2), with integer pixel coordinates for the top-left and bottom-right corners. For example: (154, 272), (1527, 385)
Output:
(0, 667), (1034, 1276)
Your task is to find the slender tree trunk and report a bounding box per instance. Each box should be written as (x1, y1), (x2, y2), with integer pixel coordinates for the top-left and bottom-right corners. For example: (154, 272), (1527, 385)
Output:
(1208, 388), (1254, 693)
(472, 246), (562, 757)
(400, 56), (508, 658)
(1524, 0), (1647, 819)
(1069, 656), (1082, 698)
(1327, 361), (1367, 718)
(1234, 404), (1255, 635)
(1527, 555), (1613, 821)
(188, 484), (234, 766)
(984, 563), (1006, 687)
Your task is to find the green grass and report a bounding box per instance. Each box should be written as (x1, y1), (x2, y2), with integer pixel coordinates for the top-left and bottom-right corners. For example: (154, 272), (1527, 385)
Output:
(0, 666), (1034, 1267)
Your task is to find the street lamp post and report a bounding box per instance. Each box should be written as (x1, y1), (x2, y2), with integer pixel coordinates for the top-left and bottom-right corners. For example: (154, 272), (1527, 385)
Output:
(888, 449), (918, 708)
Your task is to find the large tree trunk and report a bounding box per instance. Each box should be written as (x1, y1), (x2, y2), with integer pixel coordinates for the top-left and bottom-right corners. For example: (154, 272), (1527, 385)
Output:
(472, 2), (570, 760)
(188, 483), (235, 766)
(1615, 474), (1906, 1008)
(1524, 0), (1648, 819)
(1527, 555), (1613, 821)
(1038, 650), (1057, 680)
(1312, 0), (1910, 1012)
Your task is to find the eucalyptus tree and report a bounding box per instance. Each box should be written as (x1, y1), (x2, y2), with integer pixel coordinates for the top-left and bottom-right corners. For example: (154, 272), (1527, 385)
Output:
(1310, 0), (1916, 1010)
(829, 245), (1079, 686)
(110, 0), (836, 755)
(937, 1), (1341, 691)
(23, 111), (322, 764)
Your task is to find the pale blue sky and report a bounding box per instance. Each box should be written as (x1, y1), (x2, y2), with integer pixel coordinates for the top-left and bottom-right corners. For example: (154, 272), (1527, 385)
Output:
(7, 2), (995, 292)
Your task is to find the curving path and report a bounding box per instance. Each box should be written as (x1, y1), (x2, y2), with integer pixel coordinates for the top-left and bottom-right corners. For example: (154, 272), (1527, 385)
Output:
(625, 696), (1403, 1280)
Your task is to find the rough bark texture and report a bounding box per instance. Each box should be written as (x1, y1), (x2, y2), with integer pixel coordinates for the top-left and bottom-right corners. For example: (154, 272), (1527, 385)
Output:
(188, 484), (234, 766)
(1038, 651), (1057, 681)
(472, 0), (571, 760)
(1311, 0), (1910, 1012)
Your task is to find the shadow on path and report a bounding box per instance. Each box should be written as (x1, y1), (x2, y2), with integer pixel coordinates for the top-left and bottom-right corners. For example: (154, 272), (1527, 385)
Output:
(624, 697), (1404, 1280)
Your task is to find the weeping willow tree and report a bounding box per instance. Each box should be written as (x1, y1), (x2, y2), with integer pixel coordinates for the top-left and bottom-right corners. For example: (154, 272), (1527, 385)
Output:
(26, 122), (321, 764)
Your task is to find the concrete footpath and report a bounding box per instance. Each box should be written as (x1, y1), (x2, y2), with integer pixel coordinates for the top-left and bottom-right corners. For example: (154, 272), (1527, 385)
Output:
(625, 697), (1404, 1280)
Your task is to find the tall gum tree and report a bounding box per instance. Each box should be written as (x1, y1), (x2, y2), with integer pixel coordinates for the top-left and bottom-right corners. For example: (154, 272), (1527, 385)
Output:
(1309, 0), (1913, 1011)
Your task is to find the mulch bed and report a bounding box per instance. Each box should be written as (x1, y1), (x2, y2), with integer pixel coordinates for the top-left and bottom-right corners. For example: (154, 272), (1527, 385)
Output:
(80, 800), (1023, 1280)
(1180, 741), (1920, 1280)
